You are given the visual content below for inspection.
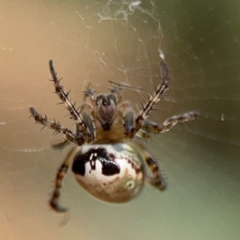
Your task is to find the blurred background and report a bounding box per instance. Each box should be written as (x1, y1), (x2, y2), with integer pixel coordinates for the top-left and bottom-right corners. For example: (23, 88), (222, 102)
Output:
(0, 0), (239, 240)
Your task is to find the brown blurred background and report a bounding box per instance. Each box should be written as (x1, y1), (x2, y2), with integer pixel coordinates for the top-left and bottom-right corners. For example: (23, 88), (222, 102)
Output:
(0, 1), (239, 240)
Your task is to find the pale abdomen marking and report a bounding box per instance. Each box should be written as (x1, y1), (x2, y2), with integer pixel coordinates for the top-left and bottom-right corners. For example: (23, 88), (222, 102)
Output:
(72, 143), (145, 203)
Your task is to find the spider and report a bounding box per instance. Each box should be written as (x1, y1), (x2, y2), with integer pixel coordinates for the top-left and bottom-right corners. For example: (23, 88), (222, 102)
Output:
(29, 60), (199, 212)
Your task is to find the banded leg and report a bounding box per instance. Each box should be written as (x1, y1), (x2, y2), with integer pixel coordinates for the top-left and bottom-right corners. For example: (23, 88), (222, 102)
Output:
(124, 61), (169, 138)
(29, 107), (84, 146)
(49, 60), (94, 142)
(51, 122), (85, 150)
(136, 140), (166, 191)
(141, 110), (199, 134)
(50, 146), (79, 212)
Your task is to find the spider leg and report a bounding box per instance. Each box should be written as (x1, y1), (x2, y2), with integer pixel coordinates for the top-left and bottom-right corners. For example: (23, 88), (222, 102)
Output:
(141, 110), (199, 134)
(49, 60), (94, 143)
(125, 61), (169, 138)
(119, 102), (135, 134)
(50, 146), (79, 212)
(80, 103), (96, 138)
(29, 107), (84, 146)
(134, 139), (166, 191)
(51, 119), (88, 150)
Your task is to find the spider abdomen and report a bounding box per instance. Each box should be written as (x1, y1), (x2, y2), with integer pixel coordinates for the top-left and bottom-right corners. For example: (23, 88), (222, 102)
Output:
(72, 143), (145, 203)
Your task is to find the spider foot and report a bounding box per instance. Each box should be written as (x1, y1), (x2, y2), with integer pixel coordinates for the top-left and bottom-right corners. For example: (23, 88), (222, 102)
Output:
(146, 176), (167, 191)
(155, 180), (167, 191)
(49, 191), (69, 213)
(49, 201), (68, 213)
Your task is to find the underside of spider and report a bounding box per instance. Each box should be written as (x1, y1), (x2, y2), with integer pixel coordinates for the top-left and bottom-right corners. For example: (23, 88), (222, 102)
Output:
(29, 60), (199, 212)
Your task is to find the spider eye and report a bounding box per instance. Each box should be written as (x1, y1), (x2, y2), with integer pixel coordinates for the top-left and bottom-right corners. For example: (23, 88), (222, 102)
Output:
(96, 95), (117, 106)
(102, 96), (111, 106)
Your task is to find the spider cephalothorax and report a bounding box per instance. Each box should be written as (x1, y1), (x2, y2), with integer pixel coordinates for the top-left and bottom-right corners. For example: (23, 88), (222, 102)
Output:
(30, 60), (199, 212)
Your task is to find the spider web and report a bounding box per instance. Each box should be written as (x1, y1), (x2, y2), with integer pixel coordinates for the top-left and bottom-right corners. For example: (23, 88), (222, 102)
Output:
(0, 1), (240, 240)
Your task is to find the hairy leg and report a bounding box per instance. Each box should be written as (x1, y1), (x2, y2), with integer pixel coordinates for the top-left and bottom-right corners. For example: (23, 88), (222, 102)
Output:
(49, 146), (79, 212)
(135, 140), (166, 191)
(141, 110), (199, 134)
(29, 107), (84, 146)
(124, 61), (169, 138)
(49, 60), (94, 142)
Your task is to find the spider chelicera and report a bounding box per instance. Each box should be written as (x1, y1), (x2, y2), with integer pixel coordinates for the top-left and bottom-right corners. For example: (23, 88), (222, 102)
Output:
(29, 60), (199, 212)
